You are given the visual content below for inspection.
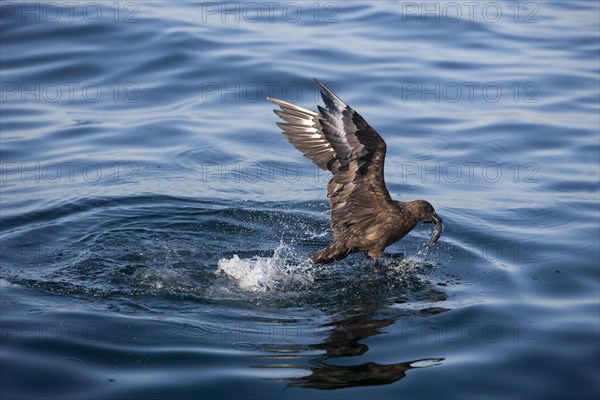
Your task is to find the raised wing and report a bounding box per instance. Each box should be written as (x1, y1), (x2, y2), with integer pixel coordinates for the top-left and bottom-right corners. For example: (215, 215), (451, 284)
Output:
(269, 79), (400, 240)
(312, 79), (398, 238)
(267, 96), (337, 170)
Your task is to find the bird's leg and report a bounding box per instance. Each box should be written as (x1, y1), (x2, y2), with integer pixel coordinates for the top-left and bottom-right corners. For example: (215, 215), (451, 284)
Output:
(366, 250), (389, 270)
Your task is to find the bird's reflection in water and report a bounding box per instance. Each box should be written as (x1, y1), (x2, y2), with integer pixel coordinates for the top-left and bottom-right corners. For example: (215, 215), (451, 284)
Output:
(285, 315), (444, 389)
(257, 266), (448, 390)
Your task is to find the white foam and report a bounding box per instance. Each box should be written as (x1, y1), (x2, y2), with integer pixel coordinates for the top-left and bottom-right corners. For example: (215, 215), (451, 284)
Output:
(217, 243), (314, 293)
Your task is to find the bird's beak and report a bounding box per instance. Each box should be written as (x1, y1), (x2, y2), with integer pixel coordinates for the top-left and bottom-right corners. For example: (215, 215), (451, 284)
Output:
(427, 212), (443, 248)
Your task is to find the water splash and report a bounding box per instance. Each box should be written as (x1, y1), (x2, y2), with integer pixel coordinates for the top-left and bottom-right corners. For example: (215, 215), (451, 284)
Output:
(217, 243), (314, 293)
(131, 267), (186, 290)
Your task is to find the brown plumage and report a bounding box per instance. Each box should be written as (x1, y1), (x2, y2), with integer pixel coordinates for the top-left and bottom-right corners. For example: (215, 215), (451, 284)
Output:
(268, 79), (443, 264)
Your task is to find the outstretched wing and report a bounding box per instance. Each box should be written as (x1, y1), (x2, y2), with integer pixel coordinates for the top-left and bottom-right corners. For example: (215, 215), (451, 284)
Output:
(269, 79), (399, 241)
(267, 96), (337, 170)
(312, 79), (398, 239)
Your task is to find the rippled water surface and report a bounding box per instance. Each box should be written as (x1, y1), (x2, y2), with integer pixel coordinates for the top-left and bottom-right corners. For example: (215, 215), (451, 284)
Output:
(1, 1), (599, 399)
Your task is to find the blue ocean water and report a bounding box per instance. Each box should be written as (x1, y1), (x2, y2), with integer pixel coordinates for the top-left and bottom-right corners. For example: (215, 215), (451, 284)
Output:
(1, 1), (599, 399)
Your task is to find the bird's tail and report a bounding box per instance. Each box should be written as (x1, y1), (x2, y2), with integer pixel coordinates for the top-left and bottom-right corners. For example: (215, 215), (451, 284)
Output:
(310, 241), (351, 264)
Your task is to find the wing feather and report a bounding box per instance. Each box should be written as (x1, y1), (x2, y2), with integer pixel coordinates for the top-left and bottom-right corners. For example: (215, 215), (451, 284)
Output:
(268, 96), (337, 170)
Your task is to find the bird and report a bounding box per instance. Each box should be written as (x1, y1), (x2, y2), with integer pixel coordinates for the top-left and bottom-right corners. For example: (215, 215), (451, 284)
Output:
(267, 78), (443, 264)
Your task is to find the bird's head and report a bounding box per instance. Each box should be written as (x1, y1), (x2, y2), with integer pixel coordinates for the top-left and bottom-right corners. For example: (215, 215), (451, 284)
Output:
(402, 200), (443, 248)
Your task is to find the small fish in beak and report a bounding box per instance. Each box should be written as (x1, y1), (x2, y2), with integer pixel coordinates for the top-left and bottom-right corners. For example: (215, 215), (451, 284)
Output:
(427, 212), (443, 248)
